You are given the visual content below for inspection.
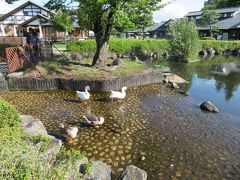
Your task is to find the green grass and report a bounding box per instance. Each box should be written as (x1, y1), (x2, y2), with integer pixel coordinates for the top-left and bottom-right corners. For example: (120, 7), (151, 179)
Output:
(52, 43), (67, 50)
(40, 57), (147, 79)
(70, 59), (147, 79)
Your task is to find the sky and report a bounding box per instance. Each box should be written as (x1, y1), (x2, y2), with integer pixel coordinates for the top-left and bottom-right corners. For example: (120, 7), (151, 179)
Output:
(0, 0), (205, 22)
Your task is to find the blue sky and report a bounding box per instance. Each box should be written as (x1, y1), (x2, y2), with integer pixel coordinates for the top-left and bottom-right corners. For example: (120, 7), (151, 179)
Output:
(1, 0), (205, 22)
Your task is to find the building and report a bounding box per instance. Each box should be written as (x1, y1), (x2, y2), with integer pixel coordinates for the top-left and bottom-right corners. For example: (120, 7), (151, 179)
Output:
(185, 7), (240, 40)
(146, 19), (174, 38)
(0, 1), (86, 41)
(126, 19), (173, 39)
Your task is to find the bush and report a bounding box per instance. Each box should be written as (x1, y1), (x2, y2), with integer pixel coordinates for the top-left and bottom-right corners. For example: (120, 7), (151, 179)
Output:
(201, 36), (216, 40)
(169, 19), (200, 62)
(200, 40), (240, 52)
(67, 39), (170, 54)
(0, 99), (20, 128)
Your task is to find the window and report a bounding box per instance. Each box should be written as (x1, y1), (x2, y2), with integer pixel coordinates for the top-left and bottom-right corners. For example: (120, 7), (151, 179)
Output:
(23, 8), (40, 16)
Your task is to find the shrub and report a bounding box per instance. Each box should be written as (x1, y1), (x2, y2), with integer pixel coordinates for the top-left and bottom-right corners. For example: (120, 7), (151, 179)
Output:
(200, 40), (240, 52)
(67, 39), (170, 54)
(0, 126), (85, 179)
(0, 99), (20, 128)
(201, 36), (216, 40)
(169, 19), (200, 62)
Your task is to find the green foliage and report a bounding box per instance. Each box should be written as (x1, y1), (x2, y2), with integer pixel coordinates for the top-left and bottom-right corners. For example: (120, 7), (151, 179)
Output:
(0, 126), (85, 179)
(67, 39), (240, 58)
(0, 99), (20, 128)
(50, 11), (73, 32)
(201, 36), (216, 40)
(67, 39), (170, 54)
(201, 5), (219, 36)
(204, 0), (240, 8)
(169, 19), (200, 62)
(82, 162), (93, 175)
(201, 40), (240, 52)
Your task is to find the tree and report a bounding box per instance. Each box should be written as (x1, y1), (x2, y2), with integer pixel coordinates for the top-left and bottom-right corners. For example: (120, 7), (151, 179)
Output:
(204, 0), (240, 8)
(50, 11), (73, 33)
(45, 0), (163, 67)
(169, 19), (200, 62)
(5, 0), (18, 4)
(201, 5), (219, 37)
(7, 0), (164, 66)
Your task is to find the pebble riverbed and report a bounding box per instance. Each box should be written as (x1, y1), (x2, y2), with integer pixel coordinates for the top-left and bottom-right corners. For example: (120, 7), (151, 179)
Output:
(1, 84), (240, 179)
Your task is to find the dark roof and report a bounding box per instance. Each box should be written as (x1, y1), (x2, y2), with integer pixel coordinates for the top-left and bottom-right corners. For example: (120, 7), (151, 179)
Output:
(145, 21), (166, 32)
(197, 14), (240, 30)
(213, 14), (240, 29)
(0, 1), (54, 22)
(185, 7), (240, 17)
(20, 14), (50, 26)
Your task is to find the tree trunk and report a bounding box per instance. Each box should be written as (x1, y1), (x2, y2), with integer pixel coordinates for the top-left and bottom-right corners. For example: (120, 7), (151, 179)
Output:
(209, 22), (213, 37)
(92, 35), (109, 67)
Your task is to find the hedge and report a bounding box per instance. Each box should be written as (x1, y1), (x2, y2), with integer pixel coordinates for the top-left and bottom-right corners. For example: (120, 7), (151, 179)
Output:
(67, 39), (240, 54)
(67, 39), (170, 54)
(200, 40), (240, 52)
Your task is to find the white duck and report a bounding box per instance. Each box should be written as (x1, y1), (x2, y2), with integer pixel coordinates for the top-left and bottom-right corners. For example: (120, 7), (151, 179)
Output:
(76, 86), (90, 101)
(83, 115), (105, 127)
(59, 123), (78, 144)
(110, 87), (127, 100)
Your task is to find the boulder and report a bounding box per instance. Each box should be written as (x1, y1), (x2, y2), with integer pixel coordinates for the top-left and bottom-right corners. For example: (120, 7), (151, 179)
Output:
(130, 55), (140, 62)
(66, 157), (88, 179)
(119, 165), (147, 180)
(200, 101), (219, 113)
(108, 53), (118, 60)
(84, 161), (112, 180)
(117, 53), (122, 58)
(162, 52), (169, 58)
(223, 49), (232, 56)
(40, 139), (62, 159)
(152, 52), (159, 59)
(231, 49), (240, 56)
(20, 115), (35, 127)
(205, 48), (215, 56)
(111, 58), (124, 66)
(199, 49), (207, 58)
(71, 53), (83, 60)
(170, 82), (179, 89)
(178, 90), (189, 96)
(22, 118), (53, 138)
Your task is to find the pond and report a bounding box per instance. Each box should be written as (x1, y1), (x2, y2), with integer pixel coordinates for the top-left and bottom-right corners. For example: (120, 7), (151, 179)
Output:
(161, 56), (240, 117)
(1, 56), (240, 179)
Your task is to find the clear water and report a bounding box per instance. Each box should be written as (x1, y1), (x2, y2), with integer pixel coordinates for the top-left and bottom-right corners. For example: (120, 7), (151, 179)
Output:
(161, 56), (240, 116)
(1, 56), (240, 179)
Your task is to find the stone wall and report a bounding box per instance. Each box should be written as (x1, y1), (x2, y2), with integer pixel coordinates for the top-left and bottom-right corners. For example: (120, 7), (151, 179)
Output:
(0, 73), (8, 93)
(7, 70), (163, 91)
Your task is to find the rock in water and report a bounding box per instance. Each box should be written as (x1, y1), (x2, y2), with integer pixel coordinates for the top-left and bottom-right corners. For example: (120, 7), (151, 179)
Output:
(200, 101), (219, 113)
(170, 82), (179, 89)
(178, 90), (189, 96)
(84, 161), (111, 180)
(119, 165), (147, 180)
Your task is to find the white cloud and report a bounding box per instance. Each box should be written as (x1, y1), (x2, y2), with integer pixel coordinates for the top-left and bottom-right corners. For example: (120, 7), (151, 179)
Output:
(0, 1), (24, 14)
(153, 0), (188, 23)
